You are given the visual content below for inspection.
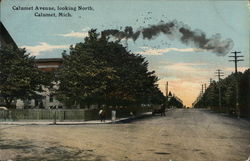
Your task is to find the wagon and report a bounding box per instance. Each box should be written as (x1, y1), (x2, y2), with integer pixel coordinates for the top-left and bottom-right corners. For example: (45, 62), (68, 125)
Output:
(152, 105), (166, 116)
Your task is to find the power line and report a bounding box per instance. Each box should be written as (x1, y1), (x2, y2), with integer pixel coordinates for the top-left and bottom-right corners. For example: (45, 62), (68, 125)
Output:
(229, 51), (244, 118)
(203, 83), (207, 108)
(215, 69), (224, 109)
(165, 81), (168, 97)
(215, 69), (224, 81)
(209, 78), (213, 84)
(229, 51), (244, 73)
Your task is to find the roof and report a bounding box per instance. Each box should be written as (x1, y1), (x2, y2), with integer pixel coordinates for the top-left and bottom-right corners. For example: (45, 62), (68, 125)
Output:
(35, 58), (63, 63)
(0, 21), (17, 47)
(35, 58), (63, 72)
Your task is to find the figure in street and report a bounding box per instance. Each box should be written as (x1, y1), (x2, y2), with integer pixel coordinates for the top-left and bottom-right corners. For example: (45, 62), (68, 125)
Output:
(160, 103), (166, 116)
(99, 108), (106, 122)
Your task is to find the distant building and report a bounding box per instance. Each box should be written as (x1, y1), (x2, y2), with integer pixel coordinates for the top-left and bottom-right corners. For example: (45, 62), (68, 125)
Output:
(35, 58), (63, 72)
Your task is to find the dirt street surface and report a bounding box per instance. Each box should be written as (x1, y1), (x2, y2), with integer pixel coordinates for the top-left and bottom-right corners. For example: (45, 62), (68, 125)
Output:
(0, 109), (249, 161)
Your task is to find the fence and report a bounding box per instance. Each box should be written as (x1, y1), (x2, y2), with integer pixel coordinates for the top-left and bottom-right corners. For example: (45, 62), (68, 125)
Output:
(0, 106), (152, 122)
(206, 106), (250, 118)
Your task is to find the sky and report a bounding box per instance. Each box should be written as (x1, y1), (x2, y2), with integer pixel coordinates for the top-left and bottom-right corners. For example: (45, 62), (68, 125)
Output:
(1, 0), (249, 106)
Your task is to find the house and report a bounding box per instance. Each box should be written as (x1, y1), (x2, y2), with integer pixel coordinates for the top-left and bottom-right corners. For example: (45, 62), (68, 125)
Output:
(35, 58), (63, 72)
(0, 21), (17, 48)
(1, 21), (65, 109)
(0, 21), (18, 106)
(16, 58), (65, 109)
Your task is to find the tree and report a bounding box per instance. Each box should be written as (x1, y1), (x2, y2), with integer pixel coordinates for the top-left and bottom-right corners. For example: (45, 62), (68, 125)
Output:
(202, 81), (218, 108)
(55, 45), (116, 108)
(0, 45), (49, 108)
(239, 69), (250, 117)
(168, 96), (183, 108)
(56, 29), (164, 108)
(194, 69), (250, 117)
(150, 87), (166, 105)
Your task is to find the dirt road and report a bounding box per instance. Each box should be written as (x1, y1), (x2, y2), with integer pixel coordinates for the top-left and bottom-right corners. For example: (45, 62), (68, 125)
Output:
(0, 109), (249, 161)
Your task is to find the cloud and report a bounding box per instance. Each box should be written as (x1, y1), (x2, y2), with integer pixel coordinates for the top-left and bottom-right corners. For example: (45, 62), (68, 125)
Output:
(57, 31), (89, 38)
(165, 62), (207, 73)
(56, 28), (90, 38)
(120, 38), (134, 43)
(150, 61), (212, 81)
(154, 62), (212, 106)
(157, 78), (201, 107)
(21, 42), (68, 56)
(156, 61), (249, 106)
(135, 46), (204, 55)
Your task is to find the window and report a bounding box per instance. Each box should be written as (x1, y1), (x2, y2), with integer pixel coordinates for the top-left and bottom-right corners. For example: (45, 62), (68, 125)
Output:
(35, 99), (39, 106)
(49, 95), (54, 102)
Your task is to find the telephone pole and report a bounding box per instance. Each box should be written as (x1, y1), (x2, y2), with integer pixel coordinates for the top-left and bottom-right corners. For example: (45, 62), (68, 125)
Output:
(229, 51), (244, 74)
(229, 51), (244, 118)
(203, 83), (207, 108)
(215, 69), (224, 110)
(165, 81), (168, 97)
(209, 78), (213, 85)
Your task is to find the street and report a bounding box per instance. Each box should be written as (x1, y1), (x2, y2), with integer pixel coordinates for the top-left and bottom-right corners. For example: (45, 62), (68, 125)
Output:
(0, 109), (249, 161)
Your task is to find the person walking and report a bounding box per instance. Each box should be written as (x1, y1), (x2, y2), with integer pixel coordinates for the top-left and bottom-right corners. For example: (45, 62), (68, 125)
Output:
(99, 108), (106, 122)
(160, 104), (166, 116)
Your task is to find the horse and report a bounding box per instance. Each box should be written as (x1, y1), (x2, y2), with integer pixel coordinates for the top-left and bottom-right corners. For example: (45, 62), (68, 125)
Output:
(152, 104), (166, 116)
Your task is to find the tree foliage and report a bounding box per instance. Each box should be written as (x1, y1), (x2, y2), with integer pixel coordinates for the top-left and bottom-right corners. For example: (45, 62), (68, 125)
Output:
(0, 45), (49, 108)
(56, 29), (165, 108)
(168, 96), (183, 108)
(193, 69), (250, 117)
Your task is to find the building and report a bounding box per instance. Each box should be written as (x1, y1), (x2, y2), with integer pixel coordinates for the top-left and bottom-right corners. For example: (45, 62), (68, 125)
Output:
(1, 21), (65, 109)
(16, 58), (65, 109)
(35, 58), (63, 72)
(0, 21), (18, 106)
(0, 21), (17, 47)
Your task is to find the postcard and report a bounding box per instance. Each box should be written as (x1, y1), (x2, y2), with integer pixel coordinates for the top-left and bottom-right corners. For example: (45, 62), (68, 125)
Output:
(0, 0), (249, 161)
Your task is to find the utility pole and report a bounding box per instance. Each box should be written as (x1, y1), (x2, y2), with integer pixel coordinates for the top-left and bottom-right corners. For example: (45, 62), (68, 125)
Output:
(210, 78), (213, 85)
(229, 51), (244, 118)
(229, 51), (244, 74)
(165, 81), (170, 106)
(215, 69), (224, 111)
(200, 84), (205, 108)
(204, 83), (207, 108)
(165, 81), (168, 97)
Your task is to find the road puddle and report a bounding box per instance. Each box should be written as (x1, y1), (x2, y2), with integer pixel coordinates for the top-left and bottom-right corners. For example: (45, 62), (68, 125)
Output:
(155, 152), (171, 155)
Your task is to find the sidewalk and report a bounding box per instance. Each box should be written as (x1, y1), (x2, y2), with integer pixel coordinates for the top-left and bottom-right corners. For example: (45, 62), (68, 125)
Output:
(0, 112), (152, 125)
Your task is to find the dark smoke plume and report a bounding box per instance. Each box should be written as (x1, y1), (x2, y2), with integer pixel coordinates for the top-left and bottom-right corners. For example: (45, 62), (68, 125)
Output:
(101, 26), (140, 41)
(101, 21), (234, 55)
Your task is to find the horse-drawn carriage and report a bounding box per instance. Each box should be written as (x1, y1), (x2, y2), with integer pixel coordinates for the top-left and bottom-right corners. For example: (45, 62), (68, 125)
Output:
(152, 104), (166, 116)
